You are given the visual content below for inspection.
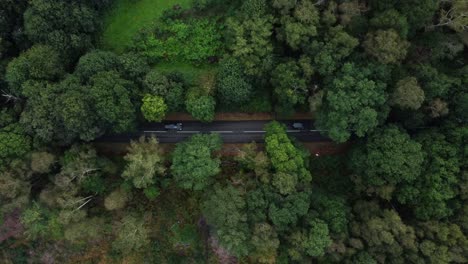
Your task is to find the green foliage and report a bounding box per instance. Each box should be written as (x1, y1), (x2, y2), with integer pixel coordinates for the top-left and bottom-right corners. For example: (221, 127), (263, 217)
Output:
(369, 9), (409, 38)
(88, 71), (136, 133)
(144, 69), (186, 112)
(5, 45), (63, 95)
(287, 218), (332, 260)
(350, 125), (424, 200)
(216, 57), (252, 106)
(416, 221), (468, 263)
(399, 130), (461, 220)
(0, 160), (31, 215)
(122, 136), (165, 189)
(171, 134), (221, 191)
(412, 64), (460, 100)
(275, 0), (320, 50)
(186, 95), (216, 122)
(310, 191), (349, 235)
(264, 121), (311, 184)
(307, 26), (358, 75)
(133, 18), (222, 63)
(268, 191), (310, 231)
(390, 77), (425, 110)
(0, 124), (31, 168)
(141, 95), (167, 122)
(24, 0), (98, 57)
(349, 201), (418, 263)
(112, 214), (150, 254)
(74, 50), (122, 82)
(399, 0), (438, 33)
(203, 184), (249, 256)
(453, 92), (468, 122)
(101, 0), (192, 53)
(21, 203), (63, 240)
(104, 188), (128, 211)
(363, 29), (410, 64)
(271, 60), (308, 115)
(317, 63), (388, 143)
(226, 15), (274, 76)
(250, 223), (280, 263)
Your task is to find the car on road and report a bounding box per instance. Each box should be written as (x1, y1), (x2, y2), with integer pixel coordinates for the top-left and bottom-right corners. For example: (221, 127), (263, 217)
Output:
(292, 122), (305, 130)
(164, 123), (183, 131)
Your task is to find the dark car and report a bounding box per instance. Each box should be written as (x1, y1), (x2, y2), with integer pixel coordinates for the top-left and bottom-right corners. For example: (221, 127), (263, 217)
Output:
(292, 122), (304, 130)
(164, 123), (183, 131)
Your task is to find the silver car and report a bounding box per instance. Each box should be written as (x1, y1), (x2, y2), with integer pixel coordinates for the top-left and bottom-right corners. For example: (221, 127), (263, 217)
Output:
(292, 122), (304, 130)
(164, 123), (183, 131)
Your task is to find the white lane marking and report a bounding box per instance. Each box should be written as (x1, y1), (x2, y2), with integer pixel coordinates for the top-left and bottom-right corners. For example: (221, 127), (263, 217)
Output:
(144, 131), (167, 133)
(286, 130), (301, 133)
(178, 131), (200, 133)
(213, 131), (234, 133)
(244, 131), (266, 133)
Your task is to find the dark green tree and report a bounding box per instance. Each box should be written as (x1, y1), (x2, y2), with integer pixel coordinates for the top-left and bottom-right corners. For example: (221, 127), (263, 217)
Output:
(171, 134), (221, 191)
(203, 184), (249, 256)
(350, 125), (424, 200)
(363, 29), (410, 64)
(24, 0), (98, 58)
(5, 45), (64, 95)
(271, 60), (308, 115)
(216, 57), (252, 106)
(316, 63), (388, 143)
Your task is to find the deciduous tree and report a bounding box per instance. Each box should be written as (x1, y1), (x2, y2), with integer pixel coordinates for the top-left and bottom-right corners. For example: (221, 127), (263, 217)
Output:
(316, 63), (388, 143)
(171, 134), (221, 191)
(122, 136), (165, 189)
(363, 29), (410, 64)
(141, 95), (167, 122)
(390, 77), (425, 110)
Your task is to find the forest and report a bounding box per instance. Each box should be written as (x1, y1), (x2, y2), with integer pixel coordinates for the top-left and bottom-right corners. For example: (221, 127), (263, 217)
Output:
(0, 0), (467, 263)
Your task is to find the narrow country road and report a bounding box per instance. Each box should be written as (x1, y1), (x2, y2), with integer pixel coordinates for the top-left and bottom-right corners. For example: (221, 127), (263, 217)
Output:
(97, 120), (331, 143)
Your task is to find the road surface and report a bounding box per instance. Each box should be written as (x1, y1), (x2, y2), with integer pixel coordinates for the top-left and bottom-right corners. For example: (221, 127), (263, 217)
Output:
(97, 120), (331, 143)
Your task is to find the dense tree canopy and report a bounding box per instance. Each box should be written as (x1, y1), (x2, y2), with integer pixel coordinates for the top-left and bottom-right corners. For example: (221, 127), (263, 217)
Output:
(316, 63), (389, 142)
(171, 134), (221, 191)
(0, 0), (466, 262)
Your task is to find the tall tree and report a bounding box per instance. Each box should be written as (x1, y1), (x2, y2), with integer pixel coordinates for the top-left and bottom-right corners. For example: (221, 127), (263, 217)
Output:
(275, 0), (320, 50)
(24, 0), (98, 58)
(140, 95), (167, 122)
(171, 134), (221, 191)
(363, 29), (410, 64)
(349, 125), (424, 200)
(5, 45), (64, 95)
(203, 184), (249, 256)
(226, 15), (274, 76)
(122, 136), (165, 189)
(271, 60), (308, 115)
(316, 63), (388, 143)
(216, 57), (252, 106)
(390, 77), (425, 110)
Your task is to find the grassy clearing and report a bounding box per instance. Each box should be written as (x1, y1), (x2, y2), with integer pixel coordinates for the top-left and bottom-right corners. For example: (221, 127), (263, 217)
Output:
(100, 0), (192, 53)
(156, 62), (217, 84)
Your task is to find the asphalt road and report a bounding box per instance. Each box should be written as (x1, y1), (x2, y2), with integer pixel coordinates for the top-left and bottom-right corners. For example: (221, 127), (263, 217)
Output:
(97, 120), (331, 143)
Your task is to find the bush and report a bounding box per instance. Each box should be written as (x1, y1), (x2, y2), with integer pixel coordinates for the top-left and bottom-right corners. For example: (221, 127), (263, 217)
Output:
(132, 18), (222, 64)
(186, 95), (215, 122)
(216, 58), (252, 106)
(141, 95), (167, 122)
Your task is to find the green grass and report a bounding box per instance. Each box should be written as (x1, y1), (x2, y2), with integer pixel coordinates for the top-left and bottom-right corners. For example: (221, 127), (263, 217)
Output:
(100, 0), (192, 53)
(156, 62), (217, 84)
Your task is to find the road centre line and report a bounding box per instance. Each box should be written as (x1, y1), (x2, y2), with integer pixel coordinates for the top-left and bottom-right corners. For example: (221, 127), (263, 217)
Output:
(243, 131), (266, 133)
(144, 131), (166, 133)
